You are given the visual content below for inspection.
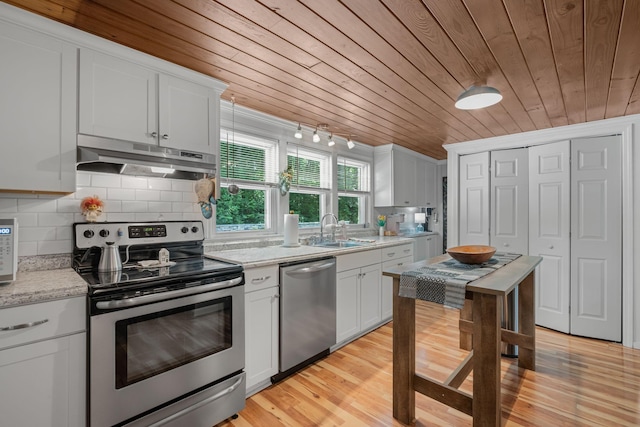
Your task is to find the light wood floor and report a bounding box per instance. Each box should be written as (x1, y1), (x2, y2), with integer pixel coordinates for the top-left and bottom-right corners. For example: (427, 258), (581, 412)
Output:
(219, 300), (640, 426)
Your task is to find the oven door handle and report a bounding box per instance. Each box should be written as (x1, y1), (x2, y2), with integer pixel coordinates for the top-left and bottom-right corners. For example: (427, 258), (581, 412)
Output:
(95, 276), (243, 310)
(147, 375), (244, 427)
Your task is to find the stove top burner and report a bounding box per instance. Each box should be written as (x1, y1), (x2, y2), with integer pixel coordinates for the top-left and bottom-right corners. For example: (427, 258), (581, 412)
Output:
(78, 257), (241, 290)
(72, 221), (243, 295)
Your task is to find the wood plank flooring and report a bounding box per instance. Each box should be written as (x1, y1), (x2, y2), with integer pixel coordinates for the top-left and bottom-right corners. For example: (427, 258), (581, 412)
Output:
(219, 300), (640, 426)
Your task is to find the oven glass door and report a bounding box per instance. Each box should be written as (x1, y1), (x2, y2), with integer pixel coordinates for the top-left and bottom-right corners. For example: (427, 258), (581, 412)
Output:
(115, 296), (232, 388)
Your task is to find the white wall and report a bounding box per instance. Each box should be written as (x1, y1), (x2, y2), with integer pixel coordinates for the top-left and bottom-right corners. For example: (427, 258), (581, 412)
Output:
(444, 114), (638, 349)
(0, 171), (201, 257)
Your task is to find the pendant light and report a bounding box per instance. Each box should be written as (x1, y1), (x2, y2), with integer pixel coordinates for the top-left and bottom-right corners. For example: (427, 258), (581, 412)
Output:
(227, 97), (239, 195)
(294, 123), (302, 139)
(312, 128), (320, 143)
(455, 85), (502, 110)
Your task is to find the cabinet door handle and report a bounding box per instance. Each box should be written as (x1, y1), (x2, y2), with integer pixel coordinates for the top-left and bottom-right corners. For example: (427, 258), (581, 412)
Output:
(549, 245), (554, 250)
(0, 318), (48, 331)
(162, 134), (169, 140)
(504, 243), (510, 247)
(251, 276), (271, 284)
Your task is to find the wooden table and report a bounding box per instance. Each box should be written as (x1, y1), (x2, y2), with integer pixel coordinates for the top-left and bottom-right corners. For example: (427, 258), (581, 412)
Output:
(383, 254), (542, 427)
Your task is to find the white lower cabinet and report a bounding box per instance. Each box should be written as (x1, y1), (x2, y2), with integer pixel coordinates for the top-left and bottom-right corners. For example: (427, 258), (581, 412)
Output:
(336, 263), (382, 344)
(335, 249), (382, 347)
(413, 234), (441, 262)
(0, 297), (85, 427)
(380, 244), (414, 322)
(381, 256), (413, 321)
(244, 266), (279, 396)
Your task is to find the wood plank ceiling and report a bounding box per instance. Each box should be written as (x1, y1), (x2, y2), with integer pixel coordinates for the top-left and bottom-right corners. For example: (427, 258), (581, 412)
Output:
(5, 0), (640, 159)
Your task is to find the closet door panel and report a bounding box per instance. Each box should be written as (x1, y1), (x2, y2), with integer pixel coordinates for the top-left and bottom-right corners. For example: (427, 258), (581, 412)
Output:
(529, 141), (570, 333)
(459, 152), (489, 245)
(570, 136), (621, 341)
(490, 149), (528, 254)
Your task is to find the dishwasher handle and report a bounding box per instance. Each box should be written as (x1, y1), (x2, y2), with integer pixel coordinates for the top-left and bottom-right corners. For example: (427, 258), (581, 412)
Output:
(284, 261), (335, 277)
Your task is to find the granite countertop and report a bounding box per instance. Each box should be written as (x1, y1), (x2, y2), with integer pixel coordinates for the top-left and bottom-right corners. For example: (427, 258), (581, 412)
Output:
(0, 268), (87, 309)
(398, 231), (439, 238)
(205, 236), (415, 268)
(0, 234), (425, 308)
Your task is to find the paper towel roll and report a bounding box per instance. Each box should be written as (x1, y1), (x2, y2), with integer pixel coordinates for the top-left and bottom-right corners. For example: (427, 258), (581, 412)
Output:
(283, 214), (300, 247)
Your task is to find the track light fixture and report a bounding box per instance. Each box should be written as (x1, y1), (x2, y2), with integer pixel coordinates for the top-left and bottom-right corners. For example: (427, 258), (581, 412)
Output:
(293, 122), (355, 148)
(455, 85), (502, 110)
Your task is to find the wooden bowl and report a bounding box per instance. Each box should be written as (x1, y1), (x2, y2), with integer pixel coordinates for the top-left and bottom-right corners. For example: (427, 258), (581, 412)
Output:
(447, 245), (496, 264)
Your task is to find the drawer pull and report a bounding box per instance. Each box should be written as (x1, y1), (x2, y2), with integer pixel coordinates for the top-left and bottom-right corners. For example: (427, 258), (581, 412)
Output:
(0, 318), (49, 331)
(403, 249), (411, 253)
(251, 275), (271, 284)
(387, 252), (395, 257)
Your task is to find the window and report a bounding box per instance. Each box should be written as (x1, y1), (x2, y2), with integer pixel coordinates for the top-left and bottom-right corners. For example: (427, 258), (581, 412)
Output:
(337, 157), (370, 225)
(287, 146), (331, 227)
(216, 132), (278, 232)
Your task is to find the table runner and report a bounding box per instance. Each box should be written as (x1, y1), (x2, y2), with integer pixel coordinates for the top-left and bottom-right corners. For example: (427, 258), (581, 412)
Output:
(398, 253), (521, 309)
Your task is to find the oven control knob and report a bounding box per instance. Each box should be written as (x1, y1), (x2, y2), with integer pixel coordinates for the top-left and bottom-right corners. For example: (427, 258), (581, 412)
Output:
(99, 229), (110, 238)
(191, 226), (199, 233)
(83, 230), (94, 238)
(181, 227), (189, 234)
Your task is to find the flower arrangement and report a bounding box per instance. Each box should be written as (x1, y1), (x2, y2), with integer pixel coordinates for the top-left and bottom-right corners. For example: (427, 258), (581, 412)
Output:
(80, 195), (104, 222)
(378, 215), (386, 236)
(279, 167), (293, 196)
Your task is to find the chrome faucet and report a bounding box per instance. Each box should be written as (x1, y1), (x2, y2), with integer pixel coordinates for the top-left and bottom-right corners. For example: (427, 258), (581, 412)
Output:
(320, 213), (339, 243)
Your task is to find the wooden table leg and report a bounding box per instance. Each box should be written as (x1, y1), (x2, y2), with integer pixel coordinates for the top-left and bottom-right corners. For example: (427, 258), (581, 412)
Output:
(393, 277), (415, 424)
(472, 292), (501, 427)
(459, 298), (473, 350)
(518, 271), (536, 371)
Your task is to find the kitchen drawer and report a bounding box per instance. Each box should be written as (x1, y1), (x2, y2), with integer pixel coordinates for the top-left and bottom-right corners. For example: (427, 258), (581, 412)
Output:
(381, 244), (413, 262)
(0, 297), (85, 351)
(244, 265), (279, 293)
(336, 249), (381, 272)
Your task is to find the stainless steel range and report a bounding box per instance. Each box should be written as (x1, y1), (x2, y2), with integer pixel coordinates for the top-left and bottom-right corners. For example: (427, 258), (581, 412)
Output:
(73, 221), (245, 427)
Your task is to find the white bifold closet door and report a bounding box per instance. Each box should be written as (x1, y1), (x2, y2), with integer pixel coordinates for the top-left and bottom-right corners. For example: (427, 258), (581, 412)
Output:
(529, 141), (571, 333)
(459, 152), (490, 245)
(490, 148), (528, 255)
(530, 136), (621, 341)
(570, 136), (621, 341)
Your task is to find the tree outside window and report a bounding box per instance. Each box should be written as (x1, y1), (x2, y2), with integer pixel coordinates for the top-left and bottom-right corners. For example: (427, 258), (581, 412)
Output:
(215, 134), (277, 232)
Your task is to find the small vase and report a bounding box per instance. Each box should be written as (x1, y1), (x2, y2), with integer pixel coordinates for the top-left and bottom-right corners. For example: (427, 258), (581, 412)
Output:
(379, 227), (385, 236)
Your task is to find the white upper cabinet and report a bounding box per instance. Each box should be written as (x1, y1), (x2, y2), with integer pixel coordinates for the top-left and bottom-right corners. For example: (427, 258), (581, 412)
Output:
(419, 159), (437, 207)
(79, 49), (219, 153)
(79, 49), (157, 145)
(375, 145), (437, 207)
(158, 75), (217, 153)
(0, 21), (77, 193)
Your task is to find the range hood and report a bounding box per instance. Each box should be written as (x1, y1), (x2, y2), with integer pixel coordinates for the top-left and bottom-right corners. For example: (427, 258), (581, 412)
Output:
(77, 134), (216, 180)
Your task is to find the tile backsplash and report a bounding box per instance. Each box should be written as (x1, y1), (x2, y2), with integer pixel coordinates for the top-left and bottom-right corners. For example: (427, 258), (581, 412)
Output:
(0, 172), (202, 257)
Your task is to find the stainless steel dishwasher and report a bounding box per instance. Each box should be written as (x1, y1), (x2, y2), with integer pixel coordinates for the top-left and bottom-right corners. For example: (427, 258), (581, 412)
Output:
(273, 256), (336, 382)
